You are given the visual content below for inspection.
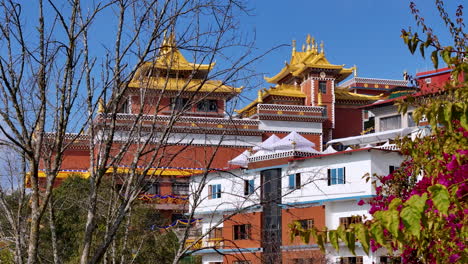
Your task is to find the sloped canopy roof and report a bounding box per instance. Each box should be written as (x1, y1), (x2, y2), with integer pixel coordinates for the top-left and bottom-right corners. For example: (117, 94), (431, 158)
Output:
(322, 145), (337, 154)
(228, 150), (251, 168)
(271, 131), (317, 153)
(252, 134), (280, 151)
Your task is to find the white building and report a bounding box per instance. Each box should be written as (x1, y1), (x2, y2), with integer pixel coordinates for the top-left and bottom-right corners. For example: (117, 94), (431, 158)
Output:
(188, 132), (404, 264)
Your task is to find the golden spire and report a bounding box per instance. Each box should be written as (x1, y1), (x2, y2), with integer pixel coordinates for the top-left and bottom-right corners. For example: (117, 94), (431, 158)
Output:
(257, 90), (263, 103)
(306, 34), (311, 51)
(353, 65), (358, 77)
(302, 43), (306, 52)
(292, 39), (296, 54)
(160, 30), (176, 56)
(320, 40), (324, 54)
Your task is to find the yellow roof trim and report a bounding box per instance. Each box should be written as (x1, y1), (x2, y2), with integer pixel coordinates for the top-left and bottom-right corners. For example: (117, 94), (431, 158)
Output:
(335, 89), (382, 101)
(236, 84), (306, 114)
(266, 46), (353, 84)
(37, 168), (202, 179)
(128, 77), (242, 94)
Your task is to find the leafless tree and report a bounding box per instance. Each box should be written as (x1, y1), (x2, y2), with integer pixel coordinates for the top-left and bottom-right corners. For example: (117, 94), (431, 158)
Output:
(0, 0), (261, 263)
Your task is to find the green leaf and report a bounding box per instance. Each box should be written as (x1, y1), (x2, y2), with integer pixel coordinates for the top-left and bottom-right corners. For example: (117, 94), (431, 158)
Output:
(329, 230), (339, 252)
(428, 184), (450, 215)
(441, 47), (452, 65)
(370, 223), (385, 246)
(354, 223), (370, 255)
(301, 230), (311, 244)
(389, 198), (402, 210)
(431, 50), (439, 69)
(346, 231), (356, 255)
(382, 209), (400, 238)
(316, 232), (325, 252)
(419, 43), (425, 58)
(400, 193), (428, 239)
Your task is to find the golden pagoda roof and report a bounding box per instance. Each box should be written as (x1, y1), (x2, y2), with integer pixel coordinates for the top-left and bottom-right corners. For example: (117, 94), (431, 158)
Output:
(236, 84), (306, 114)
(265, 35), (353, 84)
(133, 32), (214, 80)
(334, 88), (382, 101)
(128, 77), (242, 94)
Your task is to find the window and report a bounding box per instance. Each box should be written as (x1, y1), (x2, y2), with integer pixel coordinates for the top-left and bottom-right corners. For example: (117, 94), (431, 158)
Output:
(208, 227), (223, 239)
(292, 259), (314, 264)
(233, 224), (251, 240)
(288, 173), (301, 190)
(322, 105), (327, 117)
(144, 182), (159, 195)
(172, 182), (189, 195)
(171, 97), (188, 111)
(119, 98), (130, 113)
(389, 166), (399, 174)
(327, 168), (345, 185)
(379, 115), (401, 131)
(233, 261), (251, 264)
(380, 256), (401, 264)
(244, 179), (255, 196)
(338, 257), (363, 264)
(208, 184), (221, 199)
(407, 112), (416, 127)
(425, 78), (432, 84)
(339, 215), (363, 229)
(297, 219), (314, 230)
(197, 99), (218, 112)
(319, 81), (327, 94)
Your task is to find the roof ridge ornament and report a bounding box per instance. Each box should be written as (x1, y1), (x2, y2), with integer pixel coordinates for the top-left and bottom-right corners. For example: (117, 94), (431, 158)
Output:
(292, 39), (296, 55)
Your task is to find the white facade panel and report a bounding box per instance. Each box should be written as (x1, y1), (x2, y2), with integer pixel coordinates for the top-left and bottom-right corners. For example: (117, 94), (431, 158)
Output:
(259, 120), (322, 134)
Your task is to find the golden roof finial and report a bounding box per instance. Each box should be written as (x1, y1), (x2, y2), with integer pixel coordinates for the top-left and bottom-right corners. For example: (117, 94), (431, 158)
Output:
(353, 65), (358, 77)
(306, 34), (311, 51)
(257, 90), (263, 103)
(320, 40), (324, 54)
(98, 98), (105, 113)
(292, 39), (296, 54)
(302, 43), (306, 52)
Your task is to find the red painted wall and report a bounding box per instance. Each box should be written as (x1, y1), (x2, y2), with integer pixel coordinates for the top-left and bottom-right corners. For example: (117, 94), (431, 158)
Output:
(223, 212), (262, 249)
(281, 205), (325, 246)
(333, 107), (363, 139)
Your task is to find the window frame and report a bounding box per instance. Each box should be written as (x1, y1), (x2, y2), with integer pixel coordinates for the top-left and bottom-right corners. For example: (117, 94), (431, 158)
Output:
(244, 179), (255, 196)
(318, 80), (327, 94)
(379, 114), (402, 131)
(297, 218), (314, 230)
(196, 99), (218, 112)
(327, 167), (346, 185)
(144, 181), (159, 195)
(288, 173), (301, 190)
(172, 182), (190, 196)
(170, 97), (188, 111)
(233, 224), (251, 240)
(208, 184), (221, 199)
(339, 215), (363, 229)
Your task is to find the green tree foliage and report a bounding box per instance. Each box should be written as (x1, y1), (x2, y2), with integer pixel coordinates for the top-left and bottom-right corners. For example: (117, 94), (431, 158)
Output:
(0, 176), (182, 264)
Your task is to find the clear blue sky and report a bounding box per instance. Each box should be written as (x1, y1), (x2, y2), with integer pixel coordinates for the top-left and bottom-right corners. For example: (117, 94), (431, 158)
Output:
(244, 0), (461, 79)
(231, 0), (464, 106)
(15, 0), (466, 105)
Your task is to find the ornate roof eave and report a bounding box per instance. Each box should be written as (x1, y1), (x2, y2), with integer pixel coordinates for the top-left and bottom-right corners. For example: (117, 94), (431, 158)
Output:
(264, 65), (293, 84)
(235, 98), (260, 114)
(127, 77), (243, 95)
(133, 60), (214, 80)
(334, 89), (382, 101)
